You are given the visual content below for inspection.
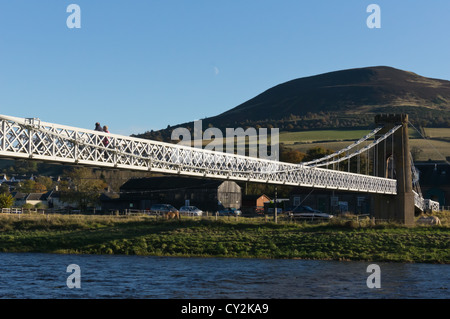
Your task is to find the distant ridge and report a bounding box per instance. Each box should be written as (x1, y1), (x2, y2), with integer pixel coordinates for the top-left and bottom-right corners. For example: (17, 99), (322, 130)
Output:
(136, 66), (450, 141)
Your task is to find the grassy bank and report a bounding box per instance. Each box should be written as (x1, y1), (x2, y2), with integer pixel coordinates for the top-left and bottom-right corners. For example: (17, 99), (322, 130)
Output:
(0, 212), (448, 263)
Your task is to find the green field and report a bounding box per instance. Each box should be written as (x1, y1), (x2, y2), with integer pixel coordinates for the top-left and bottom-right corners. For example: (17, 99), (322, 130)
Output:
(280, 129), (372, 144)
(424, 128), (450, 139)
(280, 128), (450, 162)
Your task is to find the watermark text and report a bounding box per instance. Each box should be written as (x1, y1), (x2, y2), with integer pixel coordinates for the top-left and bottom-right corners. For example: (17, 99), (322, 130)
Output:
(171, 120), (279, 161)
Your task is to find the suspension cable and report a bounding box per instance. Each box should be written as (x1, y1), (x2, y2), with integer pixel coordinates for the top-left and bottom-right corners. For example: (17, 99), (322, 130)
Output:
(301, 126), (384, 166)
(306, 125), (402, 169)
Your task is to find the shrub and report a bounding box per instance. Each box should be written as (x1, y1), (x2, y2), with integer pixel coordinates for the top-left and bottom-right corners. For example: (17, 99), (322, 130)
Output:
(0, 193), (14, 208)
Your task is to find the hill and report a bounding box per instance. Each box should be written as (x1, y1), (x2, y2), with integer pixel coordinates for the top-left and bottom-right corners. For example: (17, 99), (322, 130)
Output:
(136, 66), (450, 141)
(215, 66), (450, 124)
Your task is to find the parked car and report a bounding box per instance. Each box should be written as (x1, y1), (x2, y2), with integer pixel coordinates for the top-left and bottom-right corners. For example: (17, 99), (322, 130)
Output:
(288, 206), (333, 220)
(179, 206), (203, 216)
(149, 204), (179, 216)
(217, 208), (242, 216)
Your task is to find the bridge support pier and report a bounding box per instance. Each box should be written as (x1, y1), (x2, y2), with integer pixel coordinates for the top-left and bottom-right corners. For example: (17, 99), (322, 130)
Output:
(373, 114), (415, 226)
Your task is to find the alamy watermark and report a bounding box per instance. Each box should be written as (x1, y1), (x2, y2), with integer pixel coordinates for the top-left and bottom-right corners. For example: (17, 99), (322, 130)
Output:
(63, 263), (380, 292)
(65, 4), (380, 30)
(66, 4), (81, 29)
(66, 264), (81, 289)
(366, 264), (381, 288)
(171, 120), (280, 161)
(367, 4), (381, 29)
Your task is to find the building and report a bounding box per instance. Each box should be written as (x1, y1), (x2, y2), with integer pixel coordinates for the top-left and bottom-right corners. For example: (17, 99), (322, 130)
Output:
(11, 192), (27, 207)
(289, 188), (373, 215)
(102, 176), (242, 213)
(415, 161), (450, 208)
(24, 193), (47, 207)
(241, 194), (271, 214)
(43, 190), (76, 210)
(11, 192), (47, 208)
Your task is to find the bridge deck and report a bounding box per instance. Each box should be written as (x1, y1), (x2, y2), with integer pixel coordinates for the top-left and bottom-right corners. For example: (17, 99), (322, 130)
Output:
(0, 114), (397, 195)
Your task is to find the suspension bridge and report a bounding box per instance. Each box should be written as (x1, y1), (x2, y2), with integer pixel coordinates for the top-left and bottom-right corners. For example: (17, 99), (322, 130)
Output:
(0, 113), (439, 225)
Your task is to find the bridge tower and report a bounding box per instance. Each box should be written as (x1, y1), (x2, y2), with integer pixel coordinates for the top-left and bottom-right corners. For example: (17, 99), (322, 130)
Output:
(374, 114), (415, 225)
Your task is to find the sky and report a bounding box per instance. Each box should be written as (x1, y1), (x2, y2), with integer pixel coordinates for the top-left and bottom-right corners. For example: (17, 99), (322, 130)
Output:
(1, 1), (450, 136)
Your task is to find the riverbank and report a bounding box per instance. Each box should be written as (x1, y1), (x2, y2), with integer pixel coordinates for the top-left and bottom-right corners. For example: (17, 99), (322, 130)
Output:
(0, 212), (448, 263)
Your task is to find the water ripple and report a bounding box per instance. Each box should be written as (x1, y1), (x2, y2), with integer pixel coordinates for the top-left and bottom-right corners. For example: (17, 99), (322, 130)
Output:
(0, 253), (448, 299)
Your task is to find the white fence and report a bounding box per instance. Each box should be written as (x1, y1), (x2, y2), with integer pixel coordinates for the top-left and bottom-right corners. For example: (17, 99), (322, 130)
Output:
(1, 208), (23, 214)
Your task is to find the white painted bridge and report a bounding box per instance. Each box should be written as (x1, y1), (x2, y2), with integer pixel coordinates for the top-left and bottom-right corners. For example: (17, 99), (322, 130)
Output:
(0, 114), (437, 211)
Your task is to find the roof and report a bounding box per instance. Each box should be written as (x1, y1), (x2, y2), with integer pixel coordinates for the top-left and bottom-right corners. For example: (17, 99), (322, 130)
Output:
(242, 194), (271, 201)
(10, 192), (46, 201)
(40, 190), (57, 200)
(100, 192), (119, 201)
(26, 193), (46, 201)
(11, 192), (27, 200)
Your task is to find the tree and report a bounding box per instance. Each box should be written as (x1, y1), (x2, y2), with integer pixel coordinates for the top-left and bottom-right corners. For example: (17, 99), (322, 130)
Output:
(0, 184), (10, 194)
(59, 167), (107, 211)
(35, 176), (54, 191)
(303, 147), (335, 162)
(33, 182), (47, 193)
(17, 180), (37, 193)
(17, 179), (47, 193)
(8, 160), (38, 175)
(0, 193), (14, 208)
(280, 149), (306, 163)
(35, 202), (48, 210)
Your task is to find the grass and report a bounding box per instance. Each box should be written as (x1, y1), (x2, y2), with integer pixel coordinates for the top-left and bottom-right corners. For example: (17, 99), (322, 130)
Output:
(279, 130), (372, 144)
(280, 128), (422, 145)
(287, 139), (450, 162)
(280, 128), (450, 161)
(423, 127), (450, 139)
(409, 139), (450, 161)
(0, 212), (448, 263)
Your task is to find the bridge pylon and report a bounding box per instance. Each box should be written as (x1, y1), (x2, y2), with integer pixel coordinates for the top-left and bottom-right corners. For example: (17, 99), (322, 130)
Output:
(373, 114), (415, 225)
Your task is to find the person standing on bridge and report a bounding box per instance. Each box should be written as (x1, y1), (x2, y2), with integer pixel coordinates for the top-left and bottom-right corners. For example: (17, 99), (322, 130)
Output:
(102, 125), (110, 147)
(95, 122), (103, 132)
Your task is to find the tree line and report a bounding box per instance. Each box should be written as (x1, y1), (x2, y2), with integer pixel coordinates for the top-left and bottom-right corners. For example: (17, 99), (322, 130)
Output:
(133, 108), (450, 143)
(0, 162), (108, 211)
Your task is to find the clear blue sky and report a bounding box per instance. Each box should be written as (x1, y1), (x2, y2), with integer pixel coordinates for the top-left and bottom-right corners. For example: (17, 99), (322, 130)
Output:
(1, 1), (449, 136)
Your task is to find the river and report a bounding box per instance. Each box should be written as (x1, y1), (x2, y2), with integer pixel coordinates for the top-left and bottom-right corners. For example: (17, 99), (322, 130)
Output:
(0, 252), (448, 299)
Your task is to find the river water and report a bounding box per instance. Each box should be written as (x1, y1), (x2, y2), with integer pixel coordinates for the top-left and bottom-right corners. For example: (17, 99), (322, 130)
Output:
(0, 252), (448, 299)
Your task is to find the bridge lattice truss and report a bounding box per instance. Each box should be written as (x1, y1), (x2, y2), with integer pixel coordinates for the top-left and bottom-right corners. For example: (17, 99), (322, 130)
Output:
(0, 114), (402, 196)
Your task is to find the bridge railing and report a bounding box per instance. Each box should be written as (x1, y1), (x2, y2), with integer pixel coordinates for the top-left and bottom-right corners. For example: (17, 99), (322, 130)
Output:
(424, 199), (440, 212)
(413, 191), (441, 212)
(413, 191), (425, 211)
(0, 114), (397, 194)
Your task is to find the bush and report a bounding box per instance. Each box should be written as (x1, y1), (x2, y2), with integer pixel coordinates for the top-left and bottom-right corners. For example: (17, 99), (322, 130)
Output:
(0, 193), (14, 208)
(35, 202), (48, 210)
